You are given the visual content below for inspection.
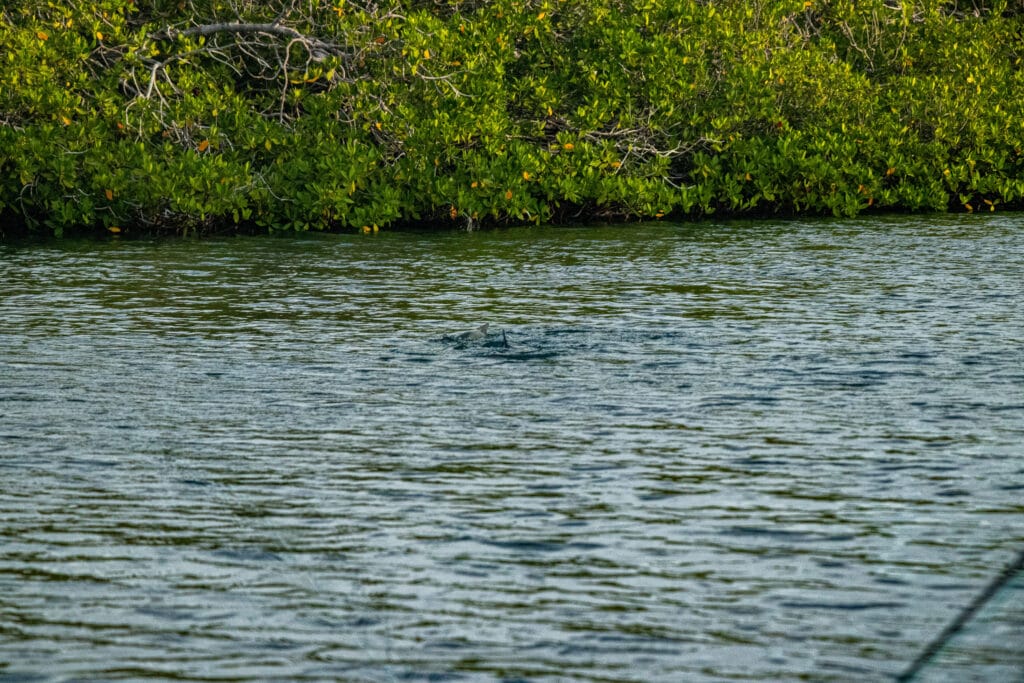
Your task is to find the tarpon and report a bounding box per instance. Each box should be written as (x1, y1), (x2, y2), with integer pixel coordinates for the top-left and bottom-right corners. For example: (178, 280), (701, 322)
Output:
(445, 323), (489, 342)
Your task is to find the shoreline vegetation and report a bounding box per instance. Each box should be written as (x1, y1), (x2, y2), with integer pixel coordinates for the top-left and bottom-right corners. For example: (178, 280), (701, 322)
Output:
(1, 1), (1023, 238)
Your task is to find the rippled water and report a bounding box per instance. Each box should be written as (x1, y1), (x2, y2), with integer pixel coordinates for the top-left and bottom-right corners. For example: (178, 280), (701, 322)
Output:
(1, 215), (1023, 681)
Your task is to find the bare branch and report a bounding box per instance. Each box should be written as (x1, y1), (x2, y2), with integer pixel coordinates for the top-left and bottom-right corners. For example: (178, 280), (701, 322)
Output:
(153, 22), (346, 61)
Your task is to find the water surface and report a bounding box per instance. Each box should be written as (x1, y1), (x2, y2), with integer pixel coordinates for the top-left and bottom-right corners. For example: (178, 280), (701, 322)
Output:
(1, 215), (1022, 681)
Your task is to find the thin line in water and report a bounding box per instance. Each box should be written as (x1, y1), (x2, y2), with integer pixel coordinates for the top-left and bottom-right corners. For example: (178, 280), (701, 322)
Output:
(896, 547), (1024, 681)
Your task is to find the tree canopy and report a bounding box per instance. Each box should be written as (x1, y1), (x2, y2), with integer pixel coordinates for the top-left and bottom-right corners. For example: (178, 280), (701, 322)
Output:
(2, 0), (1023, 236)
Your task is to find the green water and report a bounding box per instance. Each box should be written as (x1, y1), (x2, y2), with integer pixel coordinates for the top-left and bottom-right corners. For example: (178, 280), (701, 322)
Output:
(1, 215), (1022, 681)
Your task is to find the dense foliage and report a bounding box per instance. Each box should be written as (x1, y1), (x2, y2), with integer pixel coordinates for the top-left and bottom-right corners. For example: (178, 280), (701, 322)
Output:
(2, 0), (1023, 236)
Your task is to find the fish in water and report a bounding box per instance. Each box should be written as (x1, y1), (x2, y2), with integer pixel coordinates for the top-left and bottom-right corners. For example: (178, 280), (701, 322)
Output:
(442, 323), (511, 348)
(444, 323), (489, 342)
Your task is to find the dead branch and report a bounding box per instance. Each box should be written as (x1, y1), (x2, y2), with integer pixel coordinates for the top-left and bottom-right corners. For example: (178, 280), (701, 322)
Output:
(153, 21), (346, 61)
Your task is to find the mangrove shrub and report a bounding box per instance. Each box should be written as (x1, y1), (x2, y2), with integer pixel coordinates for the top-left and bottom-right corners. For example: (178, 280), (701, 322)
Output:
(1, 0), (1023, 235)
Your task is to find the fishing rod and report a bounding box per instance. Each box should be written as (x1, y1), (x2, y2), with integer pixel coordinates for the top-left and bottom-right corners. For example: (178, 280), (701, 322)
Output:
(896, 547), (1024, 681)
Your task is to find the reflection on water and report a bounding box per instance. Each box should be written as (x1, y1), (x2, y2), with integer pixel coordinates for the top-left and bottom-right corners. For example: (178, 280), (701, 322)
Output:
(1, 215), (1023, 681)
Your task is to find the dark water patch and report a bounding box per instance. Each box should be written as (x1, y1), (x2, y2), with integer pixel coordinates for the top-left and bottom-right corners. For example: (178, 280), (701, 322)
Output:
(779, 601), (907, 611)
(989, 404), (1024, 413)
